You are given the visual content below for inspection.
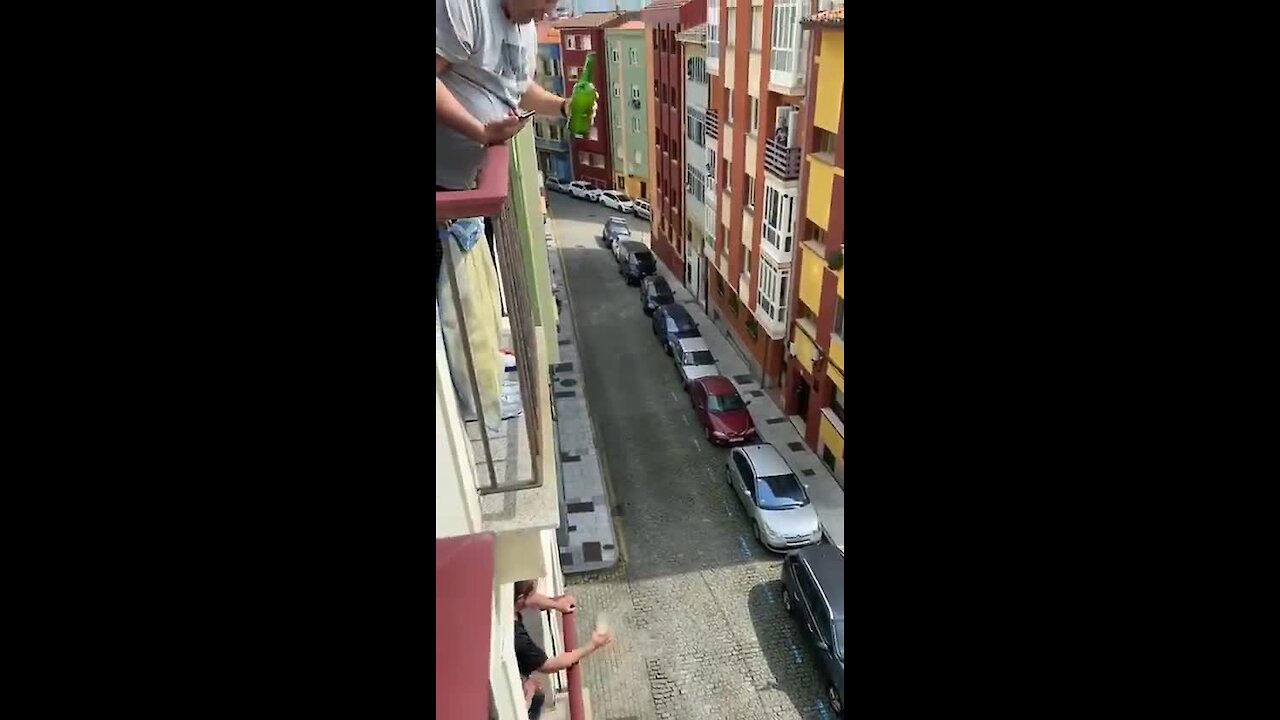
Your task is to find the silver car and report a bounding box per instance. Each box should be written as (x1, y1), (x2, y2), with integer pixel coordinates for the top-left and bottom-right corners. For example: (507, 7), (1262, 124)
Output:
(672, 337), (720, 389)
(726, 444), (822, 551)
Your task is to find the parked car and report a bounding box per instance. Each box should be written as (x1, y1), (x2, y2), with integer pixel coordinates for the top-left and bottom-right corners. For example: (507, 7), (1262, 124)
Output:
(651, 303), (700, 354)
(725, 443), (822, 551)
(599, 191), (635, 213)
(689, 375), (758, 444)
(545, 176), (570, 194)
(618, 241), (657, 285)
(639, 275), (675, 315)
(781, 544), (844, 715)
(672, 337), (720, 389)
(633, 199), (652, 220)
(603, 217), (630, 249)
(568, 181), (600, 201)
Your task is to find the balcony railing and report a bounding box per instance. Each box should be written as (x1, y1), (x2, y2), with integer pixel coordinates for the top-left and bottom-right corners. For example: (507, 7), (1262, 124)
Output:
(436, 146), (543, 494)
(705, 108), (720, 142)
(763, 137), (802, 180)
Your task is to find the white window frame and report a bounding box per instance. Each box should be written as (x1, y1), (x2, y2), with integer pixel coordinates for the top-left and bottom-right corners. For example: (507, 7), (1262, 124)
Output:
(749, 96), (760, 133)
(757, 258), (789, 322)
(581, 34), (592, 51)
(629, 47), (638, 65)
(632, 117), (641, 133)
(611, 48), (620, 63)
(751, 7), (763, 51)
(745, 175), (756, 210)
(763, 184), (796, 253)
(613, 83), (621, 97)
(727, 9), (736, 47)
(631, 85), (641, 101)
(566, 35), (578, 50)
(589, 126), (599, 141)
(833, 298), (845, 343)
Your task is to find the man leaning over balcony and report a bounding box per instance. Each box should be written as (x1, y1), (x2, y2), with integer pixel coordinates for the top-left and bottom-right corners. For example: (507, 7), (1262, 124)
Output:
(435, 0), (595, 431)
(513, 579), (613, 719)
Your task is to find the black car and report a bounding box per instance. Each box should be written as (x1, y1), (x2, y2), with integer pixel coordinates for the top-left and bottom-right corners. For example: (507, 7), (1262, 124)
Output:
(781, 544), (844, 715)
(651, 303), (700, 354)
(618, 241), (656, 285)
(602, 217), (630, 248)
(640, 276), (674, 315)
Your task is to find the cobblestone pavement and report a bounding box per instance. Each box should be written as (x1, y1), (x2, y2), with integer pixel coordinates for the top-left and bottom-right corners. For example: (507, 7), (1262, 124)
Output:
(548, 193), (838, 720)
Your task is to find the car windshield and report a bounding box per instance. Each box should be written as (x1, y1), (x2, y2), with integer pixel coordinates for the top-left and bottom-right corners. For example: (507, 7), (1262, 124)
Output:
(833, 619), (844, 660)
(707, 393), (746, 413)
(652, 279), (671, 293)
(635, 251), (655, 265)
(617, 195), (632, 202)
(675, 327), (700, 338)
(684, 350), (715, 365)
(756, 472), (809, 510)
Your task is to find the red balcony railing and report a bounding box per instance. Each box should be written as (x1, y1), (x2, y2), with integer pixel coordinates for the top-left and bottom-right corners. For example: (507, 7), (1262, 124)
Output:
(437, 146), (543, 494)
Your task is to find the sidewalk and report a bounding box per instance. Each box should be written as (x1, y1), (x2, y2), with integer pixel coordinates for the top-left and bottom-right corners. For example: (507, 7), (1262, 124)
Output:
(654, 260), (846, 551)
(546, 234), (619, 574)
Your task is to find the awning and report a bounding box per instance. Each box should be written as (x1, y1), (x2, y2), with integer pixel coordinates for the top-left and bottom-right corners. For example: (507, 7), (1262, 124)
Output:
(436, 532), (497, 720)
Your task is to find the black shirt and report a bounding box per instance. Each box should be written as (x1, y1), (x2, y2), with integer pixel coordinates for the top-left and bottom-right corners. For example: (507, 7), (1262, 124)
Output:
(514, 614), (549, 677)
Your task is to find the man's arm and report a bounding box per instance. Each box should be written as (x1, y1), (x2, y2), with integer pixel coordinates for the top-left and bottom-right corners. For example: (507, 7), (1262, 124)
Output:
(525, 591), (576, 614)
(519, 81), (569, 118)
(537, 630), (613, 673)
(437, 56), (486, 143)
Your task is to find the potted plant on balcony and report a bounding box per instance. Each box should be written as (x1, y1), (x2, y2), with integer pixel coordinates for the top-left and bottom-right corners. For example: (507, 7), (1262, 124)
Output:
(826, 248), (844, 271)
(745, 317), (759, 340)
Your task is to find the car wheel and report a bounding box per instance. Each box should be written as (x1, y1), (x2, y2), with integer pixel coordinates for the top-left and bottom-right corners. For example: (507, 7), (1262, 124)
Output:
(828, 686), (842, 715)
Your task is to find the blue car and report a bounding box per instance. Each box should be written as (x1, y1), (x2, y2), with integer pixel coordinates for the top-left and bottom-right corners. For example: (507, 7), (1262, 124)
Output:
(651, 303), (700, 355)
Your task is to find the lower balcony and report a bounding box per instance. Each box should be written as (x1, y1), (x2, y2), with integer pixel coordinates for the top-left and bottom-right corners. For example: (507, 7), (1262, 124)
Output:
(764, 137), (803, 180)
(436, 146), (559, 535)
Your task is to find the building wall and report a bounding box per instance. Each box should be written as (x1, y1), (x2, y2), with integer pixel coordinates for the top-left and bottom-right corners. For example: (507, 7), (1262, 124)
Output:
(645, 25), (658, 211)
(604, 27), (650, 198)
(561, 28), (616, 189)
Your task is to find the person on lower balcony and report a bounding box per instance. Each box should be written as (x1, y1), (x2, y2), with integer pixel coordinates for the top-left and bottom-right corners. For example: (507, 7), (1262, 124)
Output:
(513, 579), (613, 720)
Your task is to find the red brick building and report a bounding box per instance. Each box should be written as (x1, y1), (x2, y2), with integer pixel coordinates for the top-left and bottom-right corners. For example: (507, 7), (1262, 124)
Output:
(641, 0), (706, 278)
(556, 12), (631, 190)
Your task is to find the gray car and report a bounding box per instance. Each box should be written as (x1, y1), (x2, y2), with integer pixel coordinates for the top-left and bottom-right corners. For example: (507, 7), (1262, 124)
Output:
(725, 444), (822, 551)
(602, 216), (630, 249)
(672, 337), (720, 389)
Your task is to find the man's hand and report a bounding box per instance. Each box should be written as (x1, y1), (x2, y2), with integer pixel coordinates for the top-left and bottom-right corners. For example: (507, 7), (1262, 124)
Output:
(473, 114), (530, 146)
(554, 594), (578, 614)
(522, 675), (541, 704)
(590, 629), (614, 649)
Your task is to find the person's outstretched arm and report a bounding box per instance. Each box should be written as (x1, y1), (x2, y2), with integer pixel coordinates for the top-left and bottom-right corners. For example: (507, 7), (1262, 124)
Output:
(538, 630), (613, 672)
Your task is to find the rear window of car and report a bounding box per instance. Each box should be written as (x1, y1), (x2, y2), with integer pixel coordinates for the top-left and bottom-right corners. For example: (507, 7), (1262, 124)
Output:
(652, 278), (671, 294)
(685, 350), (715, 365)
(634, 252), (654, 264)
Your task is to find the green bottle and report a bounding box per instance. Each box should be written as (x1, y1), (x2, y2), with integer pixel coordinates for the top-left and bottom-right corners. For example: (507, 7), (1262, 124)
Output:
(569, 53), (598, 137)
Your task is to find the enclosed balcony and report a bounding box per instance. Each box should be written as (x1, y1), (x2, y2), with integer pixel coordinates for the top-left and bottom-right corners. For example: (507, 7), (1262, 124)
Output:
(705, 108), (721, 142)
(436, 146), (559, 534)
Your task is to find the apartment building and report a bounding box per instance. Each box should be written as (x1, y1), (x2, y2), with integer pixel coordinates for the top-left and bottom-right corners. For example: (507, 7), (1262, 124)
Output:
(535, 22), (573, 182)
(566, 0), (652, 11)
(604, 21), (650, 199)
(783, 4), (843, 483)
(703, 0), (818, 389)
(556, 12), (632, 191)
(435, 130), (579, 719)
(641, 0), (707, 280)
(677, 23), (713, 308)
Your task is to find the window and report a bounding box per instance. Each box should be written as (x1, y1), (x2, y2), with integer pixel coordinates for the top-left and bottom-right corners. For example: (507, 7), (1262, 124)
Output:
(629, 47), (638, 65)
(771, 0), (800, 74)
(830, 387), (845, 424)
(616, 175), (625, 190)
(631, 85), (641, 101)
(833, 299), (845, 343)
(632, 117), (641, 133)
(745, 175), (756, 210)
(706, 147), (717, 187)
(613, 83), (621, 98)
(686, 165), (705, 203)
(763, 185), (795, 253)
(707, 1), (720, 61)
(751, 7), (763, 51)
(813, 128), (836, 157)
(728, 10), (738, 47)
(592, 153), (605, 168)
(757, 258), (789, 322)
(749, 96), (760, 133)
(581, 34), (592, 51)
(635, 150), (642, 165)
(726, 90), (734, 124)
(569, 66), (580, 80)
(686, 108), (706, 147)
(566, 35), (578, 50)
(611, 47), (619, 63)
(589, 126), (599, 141)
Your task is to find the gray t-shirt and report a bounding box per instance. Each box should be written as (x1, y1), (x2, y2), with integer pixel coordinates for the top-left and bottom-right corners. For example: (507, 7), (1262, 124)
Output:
(436, 0), (538, 190)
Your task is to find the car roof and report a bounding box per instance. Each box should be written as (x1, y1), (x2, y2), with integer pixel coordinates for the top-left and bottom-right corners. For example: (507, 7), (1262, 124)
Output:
(737, 443), (792, 478)
(676, 336), (709, 352)
(695, 375), (737, 395)
(792, 544), (844, 619)
(662, 304), (693, 323)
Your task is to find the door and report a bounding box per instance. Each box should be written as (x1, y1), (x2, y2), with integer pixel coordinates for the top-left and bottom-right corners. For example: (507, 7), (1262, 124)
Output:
(731, 451), (756, 514)
(691, 383), (707, 424)
(795, 380), (810, 419)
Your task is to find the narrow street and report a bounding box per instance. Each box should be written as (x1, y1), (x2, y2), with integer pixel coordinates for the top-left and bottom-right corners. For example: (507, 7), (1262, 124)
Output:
(548, 192), (835, 720)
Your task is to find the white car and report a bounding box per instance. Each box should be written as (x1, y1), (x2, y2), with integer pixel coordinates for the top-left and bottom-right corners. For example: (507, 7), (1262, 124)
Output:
(672, 337), (721, 389)
(633, 199), (652, 220)
(599, 191), (635, 213)
(726, 444), (822, 551)
(568, 181), (601, 201)
(545, 176), (570, 193)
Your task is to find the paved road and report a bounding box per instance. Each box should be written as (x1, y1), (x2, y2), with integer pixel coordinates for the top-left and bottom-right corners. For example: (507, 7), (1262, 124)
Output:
(548, 191), (836, 720)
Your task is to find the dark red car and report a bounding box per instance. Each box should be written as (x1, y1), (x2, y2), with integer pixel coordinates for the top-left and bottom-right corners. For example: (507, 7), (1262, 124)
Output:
(689, 376), (758, 445)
